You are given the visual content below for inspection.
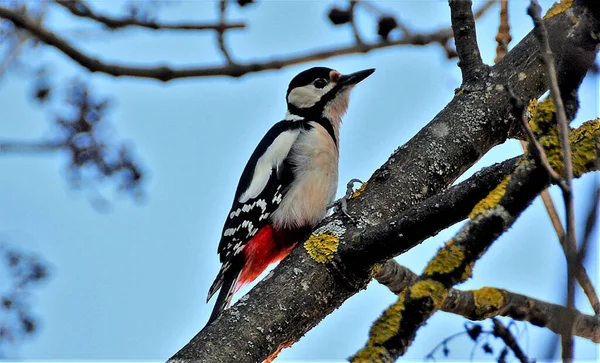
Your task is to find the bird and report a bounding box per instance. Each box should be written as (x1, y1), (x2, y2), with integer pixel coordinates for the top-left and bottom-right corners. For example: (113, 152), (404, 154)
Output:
(206, 66), (375, 325)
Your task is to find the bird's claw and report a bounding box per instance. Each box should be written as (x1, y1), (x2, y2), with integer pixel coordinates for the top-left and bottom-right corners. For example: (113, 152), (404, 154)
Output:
(328, 178), (364, 221)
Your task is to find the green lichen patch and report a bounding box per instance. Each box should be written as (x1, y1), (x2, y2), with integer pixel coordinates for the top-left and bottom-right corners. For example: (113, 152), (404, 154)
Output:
(351, 182), (368, 199)
(409, 279), (447, 308)
(368, 292), (406, 346)
(304, 233), (339, 263)
(543, 0), (574, 20)
(469, 175), (511, 219)
(423, 244), (465, 277)
(472, 287), (505, 317)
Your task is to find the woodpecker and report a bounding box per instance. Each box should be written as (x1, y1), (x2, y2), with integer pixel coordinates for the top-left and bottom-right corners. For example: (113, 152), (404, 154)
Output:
(206, 66), (375, 324)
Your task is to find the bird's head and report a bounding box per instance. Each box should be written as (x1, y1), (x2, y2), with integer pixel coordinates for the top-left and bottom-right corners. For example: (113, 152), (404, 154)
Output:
(285, 67), (375, 123)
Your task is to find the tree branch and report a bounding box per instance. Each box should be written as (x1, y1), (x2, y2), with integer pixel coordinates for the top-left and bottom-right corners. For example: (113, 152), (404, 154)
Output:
(0, 5), (458, 81)
(0, 139), (64, 153)
(168, 2), (600, 361)
(374, 259), (600, 344)
(216, 0), (234, 64)
(492, 318), (532, 363)
(53, 0), (245, 31)
(449, 0), (488, 87)
(494, 0), (511, 63)
(353, 118), (600, 361)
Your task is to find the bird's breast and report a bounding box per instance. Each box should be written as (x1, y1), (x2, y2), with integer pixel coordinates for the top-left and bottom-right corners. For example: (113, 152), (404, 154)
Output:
(271, 122), (339, 229)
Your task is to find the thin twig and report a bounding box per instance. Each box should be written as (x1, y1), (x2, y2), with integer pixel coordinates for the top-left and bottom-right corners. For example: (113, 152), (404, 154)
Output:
(519, 140), (600, 315)
(217, 0), (233, 64)
(354, 0), (411, 35)
(492, 318), (531, 363)
(494, 0), (511, 63)
(448, 0), (488, 86)
(0, 140), (64, 153)
(53, 0), (245, 31)
(577, 184), (600, 314)
(527, 1), (577, 361)
(0, 1), (49, 76)
(473, 0), (499, 19)
(348, 1), (364, 45)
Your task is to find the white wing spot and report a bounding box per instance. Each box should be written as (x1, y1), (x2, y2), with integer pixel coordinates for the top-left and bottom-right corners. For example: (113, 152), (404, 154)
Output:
(230, 208), (242, 219)
(233, 241), (244, 253)
(256, 199), (267, 213)
(224, 228), (237, 237)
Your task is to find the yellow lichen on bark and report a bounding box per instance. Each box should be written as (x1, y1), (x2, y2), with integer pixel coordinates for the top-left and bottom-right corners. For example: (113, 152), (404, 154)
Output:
(304, 233), (339, 263)
(568, 119), (600, 177)
(367, 292), (406, 345)
(423, 244), (465, 276)
(350, 346), (391, 363)
(351, 182), (368, 199)
(468, 175), (511, 219)
(461, 261), (475, 282)
(540, 119), (600, 176)
(527, 97), (599, 176)
(528, 98), (556, 136)
(409, 279), (447, 308)
(370, 263), (382, 277)
(472, 287), (505, 317)
(543, 0), (574, 20)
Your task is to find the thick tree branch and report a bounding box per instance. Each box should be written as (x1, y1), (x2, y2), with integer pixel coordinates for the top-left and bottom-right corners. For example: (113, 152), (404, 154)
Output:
(449, 0), (488, 87)
(53, 0), (245, 31)
(168, 2), (600, 361)
(374, 259), (600, 344)
(353, 118), (600, 360)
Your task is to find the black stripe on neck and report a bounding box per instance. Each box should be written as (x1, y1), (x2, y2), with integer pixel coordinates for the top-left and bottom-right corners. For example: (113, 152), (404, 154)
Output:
(286, 111), (338, 147)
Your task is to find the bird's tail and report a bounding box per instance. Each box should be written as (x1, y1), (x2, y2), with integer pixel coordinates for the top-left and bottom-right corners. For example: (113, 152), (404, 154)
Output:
(206, 270), (240, 325)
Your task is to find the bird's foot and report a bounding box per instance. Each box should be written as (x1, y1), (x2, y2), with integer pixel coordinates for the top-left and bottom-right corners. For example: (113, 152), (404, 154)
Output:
(327, 178), (364, 221)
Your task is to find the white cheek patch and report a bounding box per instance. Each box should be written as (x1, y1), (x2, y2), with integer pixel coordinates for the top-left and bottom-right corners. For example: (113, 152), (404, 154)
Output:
(287, 83), (336, 109)
(287, 85), (321, 108)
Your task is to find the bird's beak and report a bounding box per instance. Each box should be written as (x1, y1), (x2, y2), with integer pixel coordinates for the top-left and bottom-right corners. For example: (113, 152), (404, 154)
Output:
(337, 68), (375, 87)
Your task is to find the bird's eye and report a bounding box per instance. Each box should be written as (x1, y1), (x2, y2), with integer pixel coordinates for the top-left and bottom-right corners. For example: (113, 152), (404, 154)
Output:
(313, 78), (328, 89)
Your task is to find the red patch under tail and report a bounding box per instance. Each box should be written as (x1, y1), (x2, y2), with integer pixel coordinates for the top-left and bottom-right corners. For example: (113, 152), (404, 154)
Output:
(236, 225), (298, 292)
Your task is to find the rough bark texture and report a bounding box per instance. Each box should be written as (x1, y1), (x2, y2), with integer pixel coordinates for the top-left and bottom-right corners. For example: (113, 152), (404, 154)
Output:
(169, 2), (600, 362)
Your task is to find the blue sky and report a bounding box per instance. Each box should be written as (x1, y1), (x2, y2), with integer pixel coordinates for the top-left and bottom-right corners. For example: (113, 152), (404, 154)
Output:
(0, 0), (598, 361)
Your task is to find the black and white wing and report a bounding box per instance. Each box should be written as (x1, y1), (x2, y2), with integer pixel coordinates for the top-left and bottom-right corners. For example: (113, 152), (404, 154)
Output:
(207, 120), (305, 302)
